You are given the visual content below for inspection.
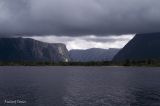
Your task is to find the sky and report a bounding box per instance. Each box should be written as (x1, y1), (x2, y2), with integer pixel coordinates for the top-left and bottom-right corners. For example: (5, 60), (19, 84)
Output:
(29, 35), (134, 50)
(0, 0), (159, 49)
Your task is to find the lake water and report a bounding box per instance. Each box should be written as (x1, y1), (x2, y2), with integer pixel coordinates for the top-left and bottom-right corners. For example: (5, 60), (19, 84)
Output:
(0, 67), (160, 106)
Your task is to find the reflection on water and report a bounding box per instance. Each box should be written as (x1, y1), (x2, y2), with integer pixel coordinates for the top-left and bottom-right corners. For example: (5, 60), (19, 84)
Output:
(0, 67), (159, 106)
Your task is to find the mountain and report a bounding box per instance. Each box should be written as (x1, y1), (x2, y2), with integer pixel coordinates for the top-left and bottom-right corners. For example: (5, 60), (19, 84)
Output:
(0, 37), (70, 62)
(113, 32), (160, 61)
(69, 48), (120, 62)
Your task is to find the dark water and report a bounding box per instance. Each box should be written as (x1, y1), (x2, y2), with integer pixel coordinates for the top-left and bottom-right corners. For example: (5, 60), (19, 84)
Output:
(0, 67), (160, 106)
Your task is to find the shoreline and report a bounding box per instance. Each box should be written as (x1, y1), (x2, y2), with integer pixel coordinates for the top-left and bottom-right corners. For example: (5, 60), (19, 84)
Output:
(0, 60), (159, 67)
(0, 65), (160, 68)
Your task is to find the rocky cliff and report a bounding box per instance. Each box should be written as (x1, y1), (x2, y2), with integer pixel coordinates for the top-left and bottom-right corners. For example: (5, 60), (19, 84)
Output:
(113, 32), (160, 61)
(0, 37), (70, 62)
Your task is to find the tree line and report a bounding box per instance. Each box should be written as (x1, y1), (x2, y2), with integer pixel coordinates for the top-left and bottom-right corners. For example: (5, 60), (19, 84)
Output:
(0, 59), (160, 66)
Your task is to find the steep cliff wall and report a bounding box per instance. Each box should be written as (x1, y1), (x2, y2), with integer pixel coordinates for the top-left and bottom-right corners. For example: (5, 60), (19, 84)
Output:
(113, 32), (160, 61)
(0, 38), (70, 62)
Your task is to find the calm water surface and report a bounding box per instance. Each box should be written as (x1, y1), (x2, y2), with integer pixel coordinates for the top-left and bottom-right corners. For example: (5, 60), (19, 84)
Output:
(0, 66), (160, 106)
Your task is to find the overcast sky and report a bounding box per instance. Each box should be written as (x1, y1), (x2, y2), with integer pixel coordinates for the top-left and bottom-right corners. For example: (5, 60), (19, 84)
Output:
(0, 0), (160, 36)
(0, 0), (159, 49)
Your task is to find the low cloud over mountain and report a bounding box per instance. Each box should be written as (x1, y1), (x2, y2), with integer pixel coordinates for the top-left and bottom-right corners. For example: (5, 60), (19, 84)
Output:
(30, 35), (134, 50)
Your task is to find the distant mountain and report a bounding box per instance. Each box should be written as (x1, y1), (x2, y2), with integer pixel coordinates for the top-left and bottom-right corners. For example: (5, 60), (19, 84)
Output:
(0, 37), (70, 62)
(113, 32), (160, 61)
(69, 48), (120, 62)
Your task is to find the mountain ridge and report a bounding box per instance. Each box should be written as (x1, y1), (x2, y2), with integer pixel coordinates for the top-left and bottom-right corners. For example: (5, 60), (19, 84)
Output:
(69, 48), (120, 62)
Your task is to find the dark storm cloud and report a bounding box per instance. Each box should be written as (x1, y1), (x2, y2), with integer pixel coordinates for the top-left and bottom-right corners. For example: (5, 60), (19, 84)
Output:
(0, 0), (160, 36)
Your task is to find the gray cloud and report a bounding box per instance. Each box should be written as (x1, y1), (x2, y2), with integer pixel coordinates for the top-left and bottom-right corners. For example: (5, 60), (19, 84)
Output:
(0, 0), (160, 36)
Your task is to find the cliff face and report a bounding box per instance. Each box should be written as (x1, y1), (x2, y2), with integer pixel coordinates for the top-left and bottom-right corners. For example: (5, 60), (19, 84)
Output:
(0, 38), (70, 62)
(113, 32), (160, 61)
(69, 48), (120, 62)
